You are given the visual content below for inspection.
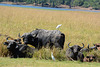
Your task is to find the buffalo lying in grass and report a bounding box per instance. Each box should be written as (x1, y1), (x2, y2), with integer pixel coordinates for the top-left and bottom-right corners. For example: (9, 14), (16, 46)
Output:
(4, 37), (35, 58)
(66, 42), (84, 62)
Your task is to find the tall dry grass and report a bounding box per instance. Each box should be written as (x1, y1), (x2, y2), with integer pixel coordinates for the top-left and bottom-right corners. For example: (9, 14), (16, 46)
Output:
(0, 6), (100, 57)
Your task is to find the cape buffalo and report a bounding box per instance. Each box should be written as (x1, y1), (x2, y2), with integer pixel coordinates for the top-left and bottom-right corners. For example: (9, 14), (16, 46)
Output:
(66, 42), (84, 61)
(19, 29), (65, 49)
(4, 37), (35, 58)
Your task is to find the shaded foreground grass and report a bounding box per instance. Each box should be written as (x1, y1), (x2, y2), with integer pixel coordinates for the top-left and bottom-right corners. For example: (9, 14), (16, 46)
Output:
(0, 57), (100, 67)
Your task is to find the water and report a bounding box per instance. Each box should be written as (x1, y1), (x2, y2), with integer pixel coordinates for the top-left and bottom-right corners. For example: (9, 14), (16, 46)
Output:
(0, 3), (100, 13)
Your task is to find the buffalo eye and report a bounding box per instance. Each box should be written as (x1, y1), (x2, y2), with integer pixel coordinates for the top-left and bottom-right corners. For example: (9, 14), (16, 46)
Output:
(4, 42), (9, 45)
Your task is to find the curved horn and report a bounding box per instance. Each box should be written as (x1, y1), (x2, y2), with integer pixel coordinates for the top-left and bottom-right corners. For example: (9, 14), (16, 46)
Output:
(18, 33), (21, 37)
(20, 33), (25, 38)
(18, 33), (24, 38)
(6, 37), (10, 40)
(81, 43), (84, 48)
(68, 42), (71, 48)
(87, 44), (89, 49)
(6, 37), (11, 42)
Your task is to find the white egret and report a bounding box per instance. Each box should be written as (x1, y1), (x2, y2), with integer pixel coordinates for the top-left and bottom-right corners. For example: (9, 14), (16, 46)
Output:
(51, 52), (55, 61)
(56, 24), (62, 29)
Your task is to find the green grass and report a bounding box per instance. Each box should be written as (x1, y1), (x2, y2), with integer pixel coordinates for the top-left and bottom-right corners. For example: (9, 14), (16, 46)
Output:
(0, 57), (100, 67)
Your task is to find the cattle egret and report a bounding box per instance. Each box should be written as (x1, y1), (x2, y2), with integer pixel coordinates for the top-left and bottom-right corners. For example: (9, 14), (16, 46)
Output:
(56, 24), (62, 29)
(51, 52), (55, 61)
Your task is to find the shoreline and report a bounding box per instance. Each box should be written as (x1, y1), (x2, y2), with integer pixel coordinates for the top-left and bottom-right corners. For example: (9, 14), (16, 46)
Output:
(0, 3), (100, 13)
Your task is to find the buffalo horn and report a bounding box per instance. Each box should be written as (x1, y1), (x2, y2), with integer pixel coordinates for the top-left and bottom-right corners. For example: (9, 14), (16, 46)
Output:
(81, 43), (84, 48)
(68, 42), (71, 48)
(18, 33), (21, 37)
(87, 44), (89, 48)
(19, 33), (25, 38)
(18, 33), (24, 38)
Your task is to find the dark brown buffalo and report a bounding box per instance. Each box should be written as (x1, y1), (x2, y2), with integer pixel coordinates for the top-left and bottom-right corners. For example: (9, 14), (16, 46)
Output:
(19, 29), (65, 49)
(66, 42), (84, 62)
(4, 37), (35, 58)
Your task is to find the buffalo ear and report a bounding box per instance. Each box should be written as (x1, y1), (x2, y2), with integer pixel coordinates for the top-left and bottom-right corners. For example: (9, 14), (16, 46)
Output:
(4, 42), (9, 45)
(68, 42), (71, 48)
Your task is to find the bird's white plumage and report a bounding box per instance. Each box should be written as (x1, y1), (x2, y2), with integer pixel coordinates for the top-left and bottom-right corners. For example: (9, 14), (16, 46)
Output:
(56, 24), (62, 29)
(51, 52), (55, 61)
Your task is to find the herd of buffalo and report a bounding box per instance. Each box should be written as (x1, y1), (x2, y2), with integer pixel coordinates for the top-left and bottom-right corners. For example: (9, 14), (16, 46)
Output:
(3, 29), (100, 62)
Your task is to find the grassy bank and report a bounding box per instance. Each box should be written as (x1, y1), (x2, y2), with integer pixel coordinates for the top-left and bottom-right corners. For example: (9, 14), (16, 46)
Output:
(0, 6), (100, 56)
(0, 57), (100, 67)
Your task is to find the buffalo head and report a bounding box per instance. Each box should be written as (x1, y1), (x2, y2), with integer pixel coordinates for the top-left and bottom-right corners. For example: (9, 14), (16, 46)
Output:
(68, 42), (84, 54)
(4, 37), (18, 50)
(19, 33), (38, 45)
